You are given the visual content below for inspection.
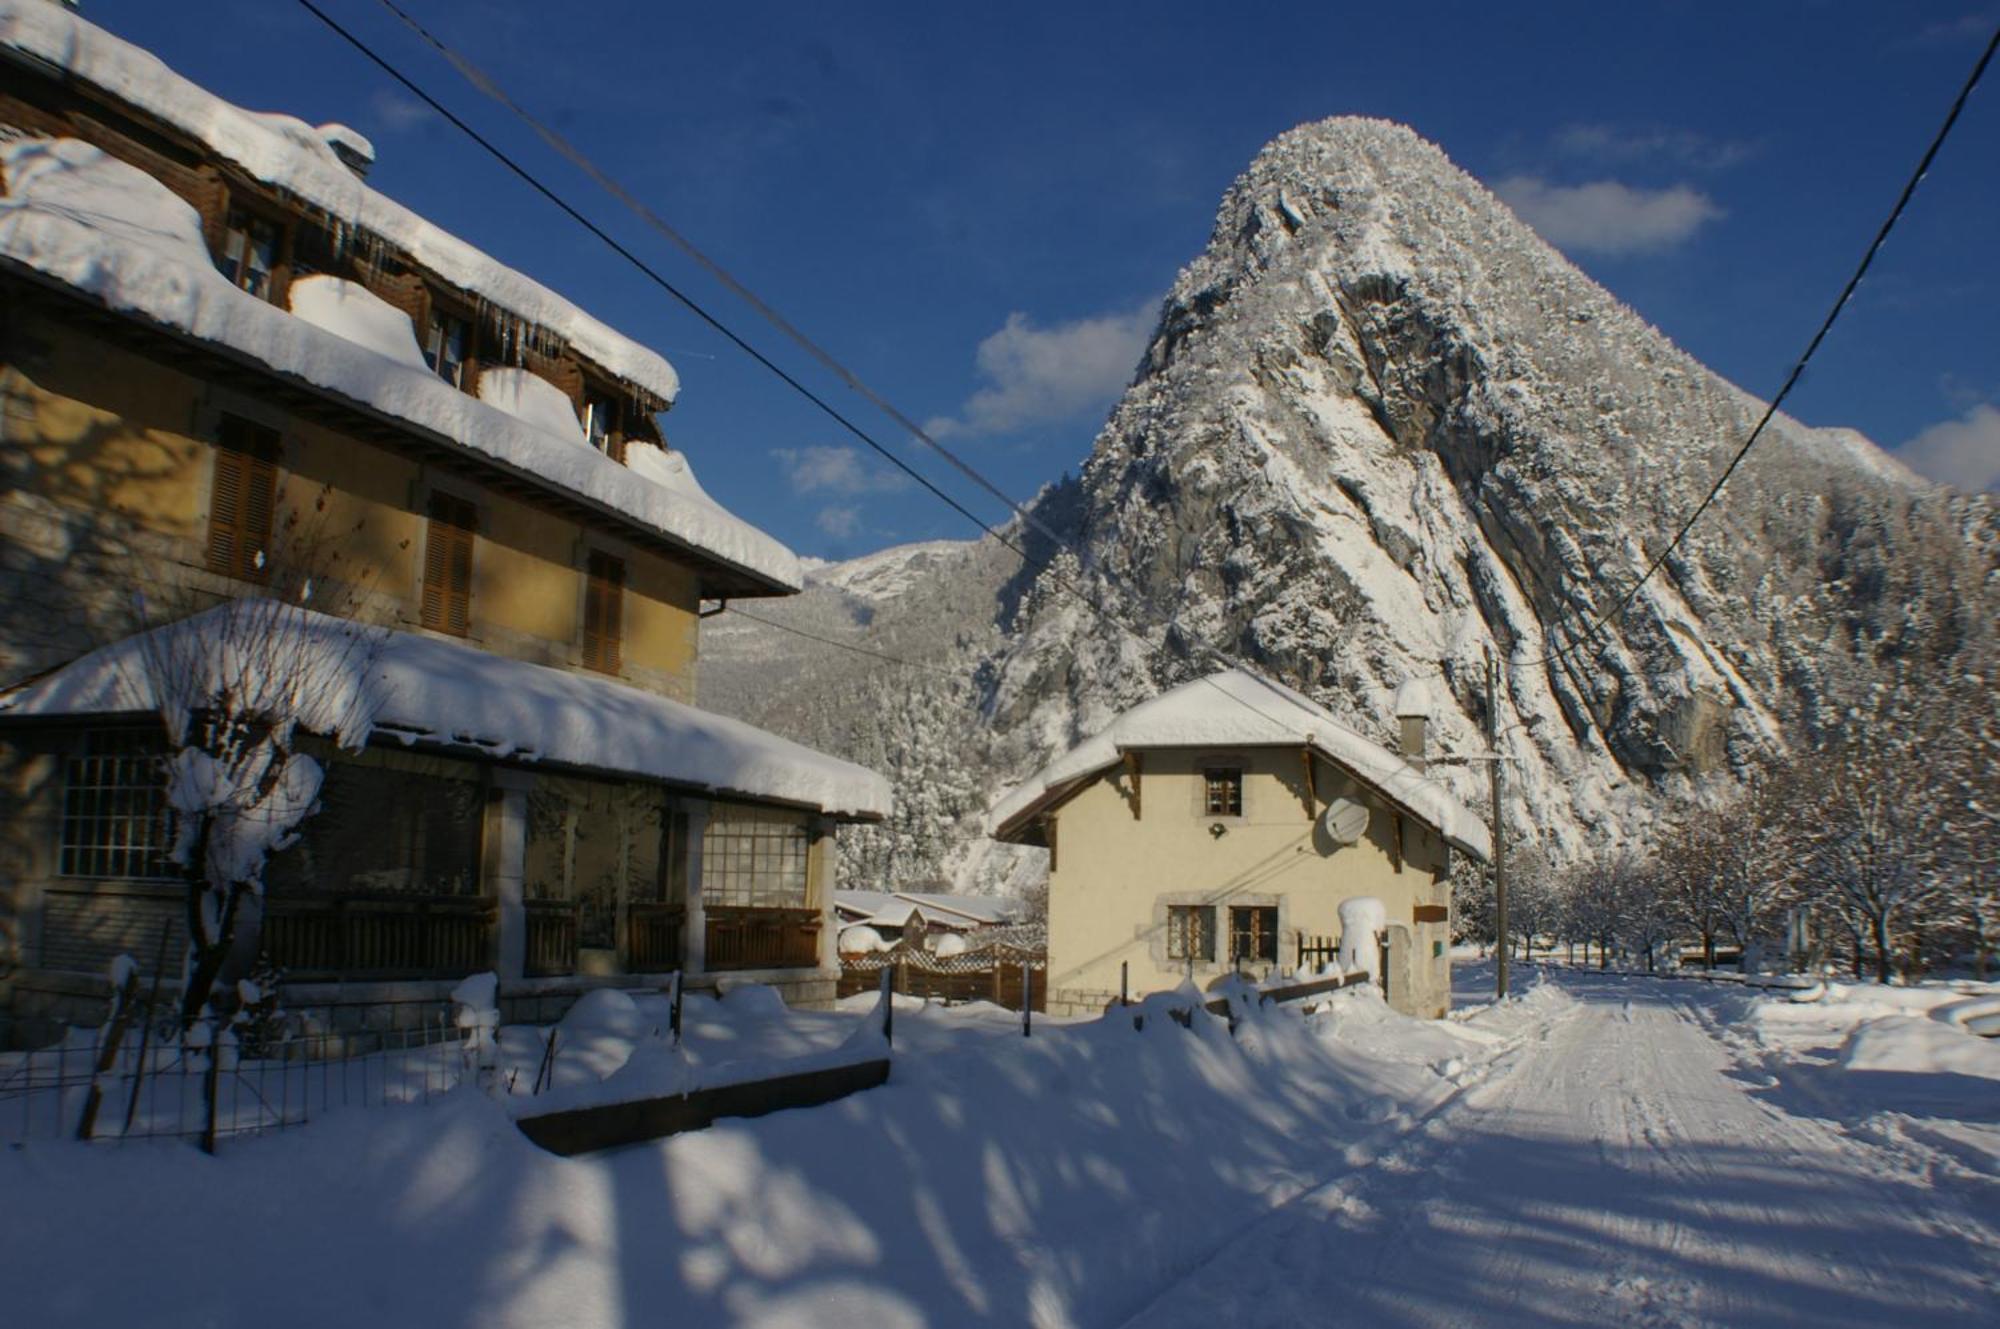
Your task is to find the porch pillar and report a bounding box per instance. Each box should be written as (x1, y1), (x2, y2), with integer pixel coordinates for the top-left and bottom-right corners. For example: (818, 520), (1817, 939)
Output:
(485, 769), (535, 982)
(813, 817), (839, 972)
(681, 800), (708, 976)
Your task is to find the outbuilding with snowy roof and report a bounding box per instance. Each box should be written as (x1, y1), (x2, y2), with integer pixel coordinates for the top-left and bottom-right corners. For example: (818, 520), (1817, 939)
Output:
(989, 670), (1486, 1019)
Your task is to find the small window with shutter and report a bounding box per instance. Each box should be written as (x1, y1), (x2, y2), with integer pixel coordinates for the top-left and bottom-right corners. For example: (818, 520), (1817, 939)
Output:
(421, 492), (477, 637)
(581, 550), (625, 674)
(206, 416), (279, 583)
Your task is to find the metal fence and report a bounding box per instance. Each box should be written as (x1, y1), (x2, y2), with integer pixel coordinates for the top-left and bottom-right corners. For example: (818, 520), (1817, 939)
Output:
(0, 1020), (471, 1147)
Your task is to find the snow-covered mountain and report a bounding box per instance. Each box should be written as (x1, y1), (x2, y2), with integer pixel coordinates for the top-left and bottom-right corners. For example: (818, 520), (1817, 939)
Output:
(702, 117), (1997, 893)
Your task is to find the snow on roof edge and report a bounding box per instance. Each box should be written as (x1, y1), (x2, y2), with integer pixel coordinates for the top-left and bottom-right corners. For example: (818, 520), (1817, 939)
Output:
(0, 0), (680, 404)
(0, 137), (800, 590)
(988, 670), (1490, 859)
(0, 601), (890, 819)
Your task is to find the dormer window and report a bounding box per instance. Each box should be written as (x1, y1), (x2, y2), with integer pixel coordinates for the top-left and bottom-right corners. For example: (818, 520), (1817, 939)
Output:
(218, 208), (280, 299)
(423, 310), (469, 388)
(584, 393), (620, 457)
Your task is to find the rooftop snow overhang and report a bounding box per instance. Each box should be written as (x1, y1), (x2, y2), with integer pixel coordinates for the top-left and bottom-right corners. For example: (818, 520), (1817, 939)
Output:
(0, 601), (891, 821)
(989, 741), (1493, 861)
(0, 1), (680, 404)
(986, 671), (1491, 861)
(0, 262), (797, 599)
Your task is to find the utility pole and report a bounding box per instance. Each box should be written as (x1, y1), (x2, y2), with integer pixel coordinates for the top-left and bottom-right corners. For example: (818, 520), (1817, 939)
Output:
(1487, 647), (1508, 1000)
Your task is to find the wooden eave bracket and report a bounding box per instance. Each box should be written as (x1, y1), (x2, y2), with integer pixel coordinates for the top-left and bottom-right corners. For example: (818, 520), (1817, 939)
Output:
(1122, 750), (1142, 820)
(1300, 747), (1318, 820)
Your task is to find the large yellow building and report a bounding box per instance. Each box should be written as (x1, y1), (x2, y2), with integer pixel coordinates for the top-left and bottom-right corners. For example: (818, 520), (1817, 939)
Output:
(0, 2), (887, 1042)
(990, 671), (1489, 1018)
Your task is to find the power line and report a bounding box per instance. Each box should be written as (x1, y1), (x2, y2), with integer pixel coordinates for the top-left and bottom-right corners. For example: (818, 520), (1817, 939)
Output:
(290, 0), (1004, 554)
(1522, 23), (1998, 675)
(367, 0), (1078, 559)
(293, 0), (1388, 755)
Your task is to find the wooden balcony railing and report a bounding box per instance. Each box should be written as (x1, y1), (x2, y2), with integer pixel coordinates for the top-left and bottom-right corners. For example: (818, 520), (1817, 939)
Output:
(524, 899), (580, 978)
(626, 903), (685, 973)
(705, 905), (821, 972)
(263, 893), (495, 979)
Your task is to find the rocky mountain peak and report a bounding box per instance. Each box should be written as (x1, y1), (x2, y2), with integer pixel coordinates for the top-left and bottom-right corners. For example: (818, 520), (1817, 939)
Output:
(706, 117), (1995, 889)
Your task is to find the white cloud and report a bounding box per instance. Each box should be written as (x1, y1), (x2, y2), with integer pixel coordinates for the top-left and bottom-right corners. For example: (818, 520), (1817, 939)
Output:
(1493, 176), (1723, 255)
(368, 89), (433, 131)
(926, 299), (1157, 439)
(1898, 403), (2000, 492)
(1552, 124), (1759, 171)
(771, 445), (909, 495)
(815, 505), (862, 539)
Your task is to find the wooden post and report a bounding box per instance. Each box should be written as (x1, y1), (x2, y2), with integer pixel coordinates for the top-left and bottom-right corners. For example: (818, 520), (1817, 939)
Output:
(1120, 960), (1129, 1007)
(1488, 648), (1509, 1001)
(669, 970), (683, 1047)
(878, 964), (894, 1048)
(1021, 964), (1032, 1037)
(121, 922), (173, 1137)
(76, 961), (143, 1141)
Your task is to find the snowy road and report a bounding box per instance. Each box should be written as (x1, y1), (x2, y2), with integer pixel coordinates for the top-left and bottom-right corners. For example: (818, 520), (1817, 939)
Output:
(1121, 973), (2000, 1329)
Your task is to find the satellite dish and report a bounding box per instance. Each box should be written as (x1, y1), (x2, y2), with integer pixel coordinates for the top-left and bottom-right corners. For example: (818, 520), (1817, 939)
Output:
(1320, 797), (1369, 846)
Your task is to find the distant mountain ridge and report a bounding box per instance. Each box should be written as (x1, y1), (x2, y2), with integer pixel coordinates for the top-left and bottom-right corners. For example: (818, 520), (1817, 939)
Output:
(702, 116), (1995, 895)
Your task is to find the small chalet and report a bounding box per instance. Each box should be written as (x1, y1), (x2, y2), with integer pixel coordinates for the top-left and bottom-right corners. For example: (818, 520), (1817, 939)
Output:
(988, 670), (1489, 1018)
(0, 2), (888, 1042)
(833, 889), (1020, 952)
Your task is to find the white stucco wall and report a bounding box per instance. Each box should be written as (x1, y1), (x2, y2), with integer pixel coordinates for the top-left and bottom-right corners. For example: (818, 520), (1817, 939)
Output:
(1044, 746), (1453, 1018)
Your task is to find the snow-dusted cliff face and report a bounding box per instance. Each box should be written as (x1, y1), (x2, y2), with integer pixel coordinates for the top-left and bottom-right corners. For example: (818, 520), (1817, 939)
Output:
(707, 117), (1996, 885)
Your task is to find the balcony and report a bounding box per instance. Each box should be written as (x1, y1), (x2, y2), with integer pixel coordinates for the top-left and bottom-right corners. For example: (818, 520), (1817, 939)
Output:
(704, 905), (821, 971)
(262, 893), (494, 980)
(524, 899), (579, 978)
(626, 903), (685, 973)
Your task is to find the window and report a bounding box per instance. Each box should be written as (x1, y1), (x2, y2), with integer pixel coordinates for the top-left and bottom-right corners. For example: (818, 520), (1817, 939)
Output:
(1203, 767), (1243, 817)
(217, 209), (280, 299)
(266, 747), (483, 898)
(1230, 906), (1279, 965)
(206, 416), (279, 583)
(59, 730), (176, 879)
(523, 775), (667, 949)
(420, 492), (476, 637)
(702, 805), (811, 909)
(423, 310), (470, 388)
(583, 394), (619, 456)
(1166, 904), (1216, 963)
(581, 551), (624, 675)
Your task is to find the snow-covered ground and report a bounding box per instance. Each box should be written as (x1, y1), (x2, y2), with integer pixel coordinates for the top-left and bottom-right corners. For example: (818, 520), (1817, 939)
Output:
(1124, 967), (2000, 1328)
(2, 967), (1995, 1327)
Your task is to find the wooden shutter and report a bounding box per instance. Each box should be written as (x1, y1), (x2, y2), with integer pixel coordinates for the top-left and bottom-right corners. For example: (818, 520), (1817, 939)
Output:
(421, 493), (476, 636)
(206, 417), (278, 582)
(582, 551), (624, 674)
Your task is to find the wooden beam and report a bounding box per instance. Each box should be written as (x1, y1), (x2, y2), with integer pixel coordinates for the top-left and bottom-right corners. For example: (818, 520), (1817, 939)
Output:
(1122, 750), (1142, 820)
(1300, 748), (1318, 820)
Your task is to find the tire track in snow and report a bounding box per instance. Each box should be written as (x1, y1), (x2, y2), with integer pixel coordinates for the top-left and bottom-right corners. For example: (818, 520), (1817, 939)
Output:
(1116, 973), (2000, 1329)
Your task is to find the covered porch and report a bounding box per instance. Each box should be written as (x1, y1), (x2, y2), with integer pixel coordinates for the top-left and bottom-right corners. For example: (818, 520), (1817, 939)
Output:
(0, 603), (889, 1029)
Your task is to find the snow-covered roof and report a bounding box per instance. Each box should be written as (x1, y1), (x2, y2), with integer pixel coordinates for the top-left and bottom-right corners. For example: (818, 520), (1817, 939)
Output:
(0, 135), (799, 592)
(0, 601), (890, 820)
(833, 890), (1020, 928)
(988, 669), (1490, 859)
(0, 0), (678, 403)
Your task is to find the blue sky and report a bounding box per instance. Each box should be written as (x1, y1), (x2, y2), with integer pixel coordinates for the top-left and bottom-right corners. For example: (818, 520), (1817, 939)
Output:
(90, 2), (2000, 558)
